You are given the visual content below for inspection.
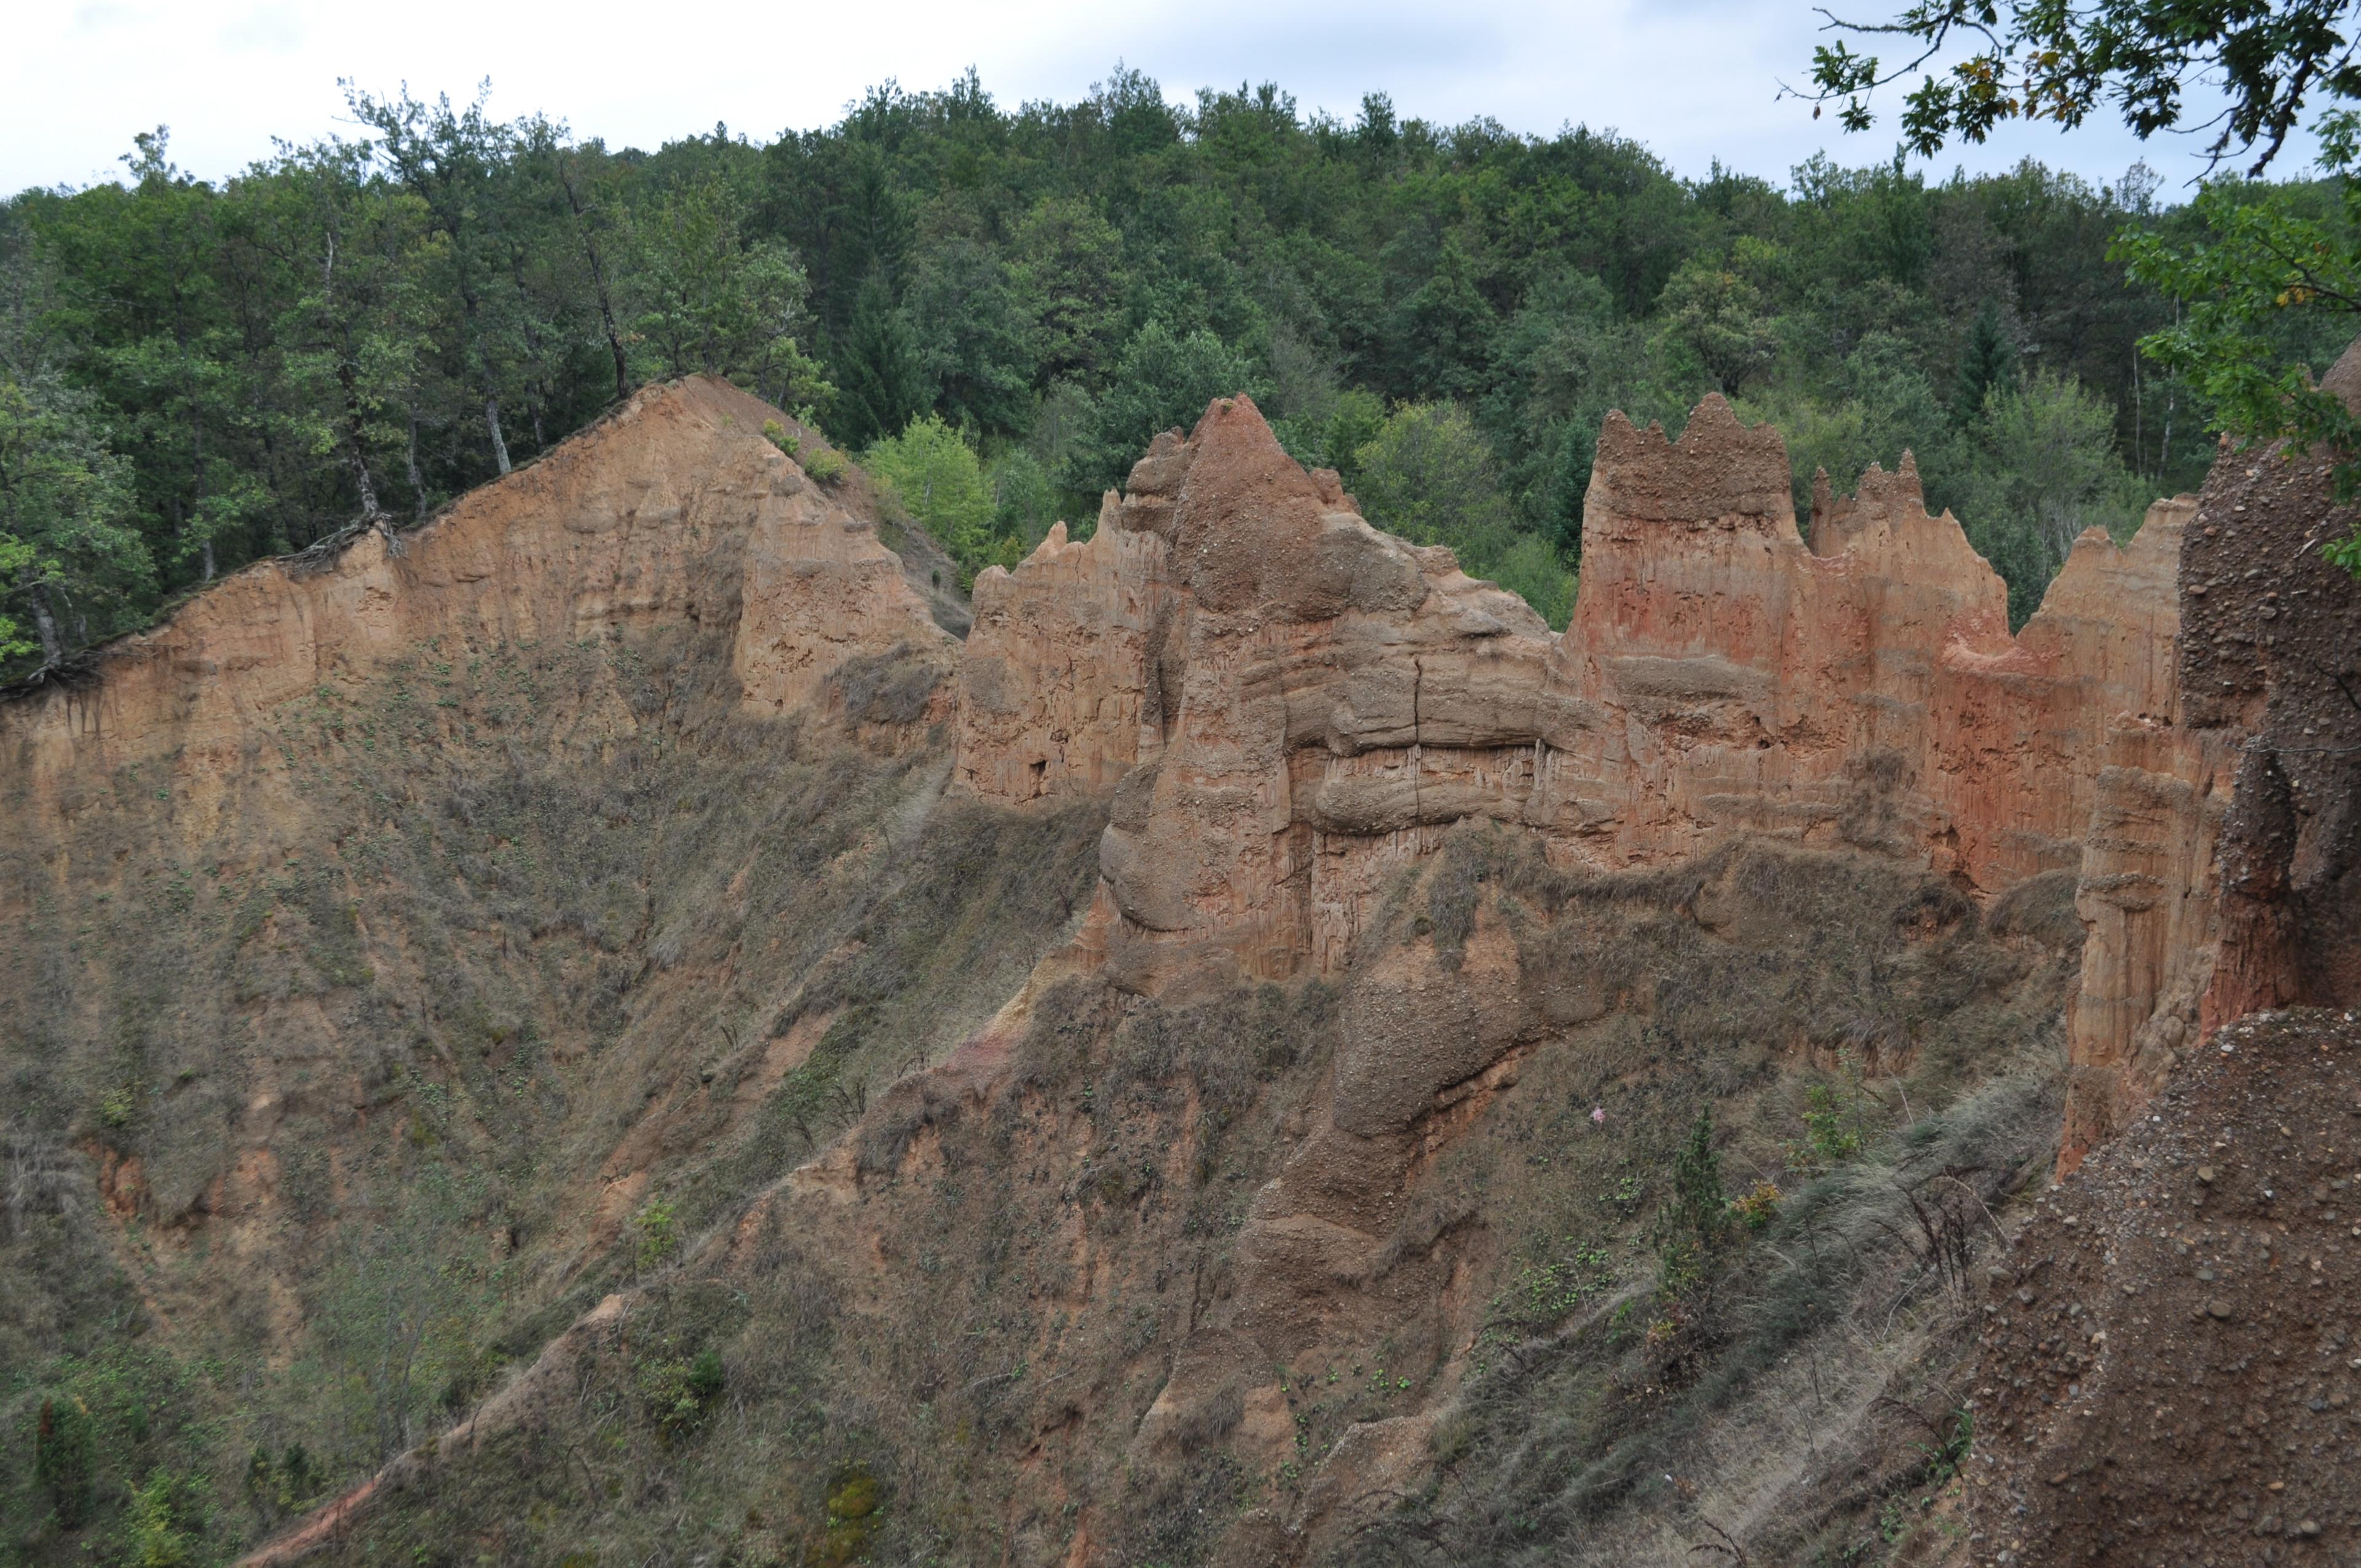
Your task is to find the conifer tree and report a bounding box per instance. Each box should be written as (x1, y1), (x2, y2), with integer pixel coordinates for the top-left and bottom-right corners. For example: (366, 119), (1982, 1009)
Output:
(1952, 301), (2017, 424)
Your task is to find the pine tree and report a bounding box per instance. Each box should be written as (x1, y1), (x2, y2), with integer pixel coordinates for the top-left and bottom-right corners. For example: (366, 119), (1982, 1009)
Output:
(831, 275), (930, 449)
(1952, 300), (2017, 424)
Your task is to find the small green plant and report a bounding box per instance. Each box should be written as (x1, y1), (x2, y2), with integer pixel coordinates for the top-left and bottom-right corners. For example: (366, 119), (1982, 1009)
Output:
(124, 1471), (196, 1568)
(762, 418), (801, 458)
(98, 1083), (140, 1131)
(631, 1199), (678, 1272)
(812, 1463), (882, 1565)
(1663, 1110), (1728, 1256)
(1730, 1178), (1783, 1230)
(803, 446), (847, 485)
(1497, 1243), (1617, 1325)
(636, 1343), (726, 1438)
(1781, 1053), (1876, 1176)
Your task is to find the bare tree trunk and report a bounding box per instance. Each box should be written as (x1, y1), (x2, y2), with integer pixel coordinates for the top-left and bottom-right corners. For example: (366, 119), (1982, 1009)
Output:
(200, 538), (215, 581)
(405, 407), (427, 520)
(558, 152), (632, 403)
(484, 391), (512, 476)
(28, 581), (61, 667)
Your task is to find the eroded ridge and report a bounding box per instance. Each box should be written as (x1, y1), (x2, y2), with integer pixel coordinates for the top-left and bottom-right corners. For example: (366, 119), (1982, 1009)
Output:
(952, 395), (2207, 1118)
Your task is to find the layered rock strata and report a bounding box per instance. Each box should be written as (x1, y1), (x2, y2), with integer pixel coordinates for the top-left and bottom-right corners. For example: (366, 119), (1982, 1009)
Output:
(6, 376), (952, 814)
(953, 394), (2209, 1123)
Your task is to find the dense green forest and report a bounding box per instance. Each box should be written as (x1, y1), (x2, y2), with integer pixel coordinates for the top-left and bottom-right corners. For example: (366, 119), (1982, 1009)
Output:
(1, 68), (2347, 676)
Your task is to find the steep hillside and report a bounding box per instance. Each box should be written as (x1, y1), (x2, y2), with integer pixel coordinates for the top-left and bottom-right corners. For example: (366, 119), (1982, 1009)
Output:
(9, 360), (2349, 1568)
(0, 379), (1105, 1566)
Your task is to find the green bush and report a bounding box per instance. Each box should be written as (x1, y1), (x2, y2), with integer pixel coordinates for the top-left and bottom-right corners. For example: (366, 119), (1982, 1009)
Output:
(34, 1395), (95, 1527)
(866, 415), (996, 575)
(632, 1199), (678, 1272)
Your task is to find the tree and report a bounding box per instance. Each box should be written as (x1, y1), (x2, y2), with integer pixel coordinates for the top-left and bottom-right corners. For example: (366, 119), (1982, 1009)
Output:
(864, 414), (995, 574)
(1010, 197), (1127, 385)
(625, 170), (830, 410)
(1953, 368), (2149, 625)
(1952, 299), (2017, 424)
(1801, 0), (2360, 175)
(1066, 320), (1260, 493)
(831, 275), (929, 449)
(1652, 257), (1780, 398)
(1351, 400), (1577, 627)
(0, 375), (149, 668)
(1801, 0), (2361, 574)
(1657, 1108), (1730, 1300)
(263, 140), (432, 529)
(345, 81), (520, 475)
(904, 239), (1036, 437)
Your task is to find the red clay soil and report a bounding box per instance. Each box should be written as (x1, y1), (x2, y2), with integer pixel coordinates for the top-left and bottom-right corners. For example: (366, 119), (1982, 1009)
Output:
(1967, 1007), (2361, 1566)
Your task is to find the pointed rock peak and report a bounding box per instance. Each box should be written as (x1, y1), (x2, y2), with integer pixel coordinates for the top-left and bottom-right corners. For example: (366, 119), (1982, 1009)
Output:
(1676, 392), (1747, 445)
(1588, 392), (1795, 528)
(1178, 392), (1303, 491)
(1026, 521), (1070, 563)
(1167, 390), (1329, 555)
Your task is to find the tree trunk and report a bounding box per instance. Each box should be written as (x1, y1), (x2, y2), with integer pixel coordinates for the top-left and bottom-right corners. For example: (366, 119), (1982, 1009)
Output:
(200, 538), (215, 581)
(406, 407), (427, 520)
(559, 154), (632, 402)
(484, 392), (513, 475)
(28, 581), (61, 668)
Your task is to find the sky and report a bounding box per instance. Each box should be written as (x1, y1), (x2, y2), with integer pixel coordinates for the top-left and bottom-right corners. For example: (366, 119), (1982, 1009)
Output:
(4, 0), (2308, 197)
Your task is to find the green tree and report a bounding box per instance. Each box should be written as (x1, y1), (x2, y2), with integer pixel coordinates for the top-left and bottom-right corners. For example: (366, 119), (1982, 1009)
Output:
(625, 171), (830, 410)
(832, 275), (930, 449)
(1067, 320), (1260, 493)
(33, 1396), (94, 1527)
(1804, 0), (2361, 573)
(987, 447), (1059, 555)
(1351, 401), (1577, 627)
(905, 239), (1036, 436)
(1954, 368), (2149, 625)
(123, 1471), (195, 1568)
(0, 376), (149, 668)
(1652, 256), (1780, 398)
(1010, 196), (1127, 384)
(1952, 299), (2017, 424)
(1656, 1108), (1730, 1299)
(864, 414), (995, 572)
(1744, 331), (1960, 529)
(1803, 0), (2355, 173)
(346, 81), (526, 475)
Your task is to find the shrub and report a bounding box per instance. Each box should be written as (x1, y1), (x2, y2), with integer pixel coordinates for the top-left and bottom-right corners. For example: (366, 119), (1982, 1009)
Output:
(636, 1342), (726, 1438)
(762, 419), (801, 458)
(34, 1396), (94, 1527)
(632, 1199), (678, 1272)
(1729, 1179), (1783, 1230)
(124, 1471), (196, 1568)
(803, 446), (847, 485)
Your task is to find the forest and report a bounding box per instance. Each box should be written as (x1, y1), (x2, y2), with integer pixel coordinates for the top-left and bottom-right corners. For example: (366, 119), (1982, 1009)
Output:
(1, 66), (2349, 677)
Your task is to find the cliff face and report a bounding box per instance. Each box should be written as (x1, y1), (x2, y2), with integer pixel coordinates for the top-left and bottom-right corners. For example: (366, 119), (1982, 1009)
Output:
(956, 393), (2207, 1112)
(12, 368), (2339, 1568)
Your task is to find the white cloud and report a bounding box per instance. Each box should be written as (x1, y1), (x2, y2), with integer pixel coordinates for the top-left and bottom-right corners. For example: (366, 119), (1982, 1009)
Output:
(0, 0), (2304, 195)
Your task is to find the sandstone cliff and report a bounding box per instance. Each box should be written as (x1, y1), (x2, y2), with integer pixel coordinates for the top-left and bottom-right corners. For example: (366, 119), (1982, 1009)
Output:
(956, 392), (2207, 1115)
(11, 363), (2351, 1568)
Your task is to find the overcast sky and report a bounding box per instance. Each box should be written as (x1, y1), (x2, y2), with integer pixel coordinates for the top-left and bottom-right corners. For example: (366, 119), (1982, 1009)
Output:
(6, 0), (2298, 197)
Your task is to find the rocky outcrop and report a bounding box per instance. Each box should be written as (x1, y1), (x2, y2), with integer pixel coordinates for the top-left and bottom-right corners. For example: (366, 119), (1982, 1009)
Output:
(36, 358), (2351, 1568)
(951, 393), (2209, 1110)
(3, 377), (951, 808)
